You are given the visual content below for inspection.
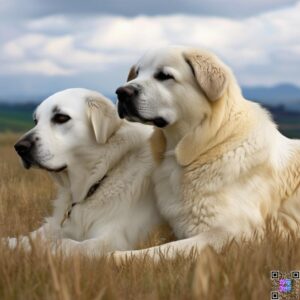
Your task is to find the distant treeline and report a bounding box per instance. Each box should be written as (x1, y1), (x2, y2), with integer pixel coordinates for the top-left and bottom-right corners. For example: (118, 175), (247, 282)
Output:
(0, 102), (299, 137)
(1, 102), (300, 115)
(0, 102), (37, 113)
(263, 104), (300, 117)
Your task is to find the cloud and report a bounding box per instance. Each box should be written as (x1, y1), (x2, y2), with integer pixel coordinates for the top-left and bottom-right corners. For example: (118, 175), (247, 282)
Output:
(0, 1), (300, 98)
(4, 60), (73, 76)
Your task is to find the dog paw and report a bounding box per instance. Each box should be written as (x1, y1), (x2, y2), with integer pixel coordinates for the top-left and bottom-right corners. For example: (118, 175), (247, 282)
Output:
(2, 237), (18, 249)
(2, 237), (32, 252)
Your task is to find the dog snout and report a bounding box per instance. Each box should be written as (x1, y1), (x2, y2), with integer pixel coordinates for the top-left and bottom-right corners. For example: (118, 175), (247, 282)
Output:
(116, 86), (139, 103)
(14, 139), (34, 157)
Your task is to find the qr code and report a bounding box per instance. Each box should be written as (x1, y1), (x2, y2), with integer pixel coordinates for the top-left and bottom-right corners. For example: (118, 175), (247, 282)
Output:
(270, 271), (300, 300)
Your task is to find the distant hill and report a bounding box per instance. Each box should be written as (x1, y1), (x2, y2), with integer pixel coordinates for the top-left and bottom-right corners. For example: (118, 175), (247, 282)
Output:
(1, 83), (300, 110)
(0, 83), (299, 136)
(0, 99), (299, 137)
(0, 102), (37, 112)
(243, 83), (300, 110)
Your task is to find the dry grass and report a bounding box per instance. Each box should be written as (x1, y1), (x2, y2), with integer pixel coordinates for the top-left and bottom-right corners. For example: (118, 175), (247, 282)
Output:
(0, 132), (300, 300)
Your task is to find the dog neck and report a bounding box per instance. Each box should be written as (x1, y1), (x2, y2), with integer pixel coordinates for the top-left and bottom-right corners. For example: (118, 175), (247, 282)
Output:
(155, 85), (255, 166)
(59, 173), (108, 227)
(52, 121), (151, 205)
(164, 121), (191, 151)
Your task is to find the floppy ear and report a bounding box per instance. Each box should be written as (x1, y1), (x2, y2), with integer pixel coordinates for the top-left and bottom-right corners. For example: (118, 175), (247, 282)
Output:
(127, 66), (138, 82)
(86, 96), (121, 144)
(184, 50), (229, 101)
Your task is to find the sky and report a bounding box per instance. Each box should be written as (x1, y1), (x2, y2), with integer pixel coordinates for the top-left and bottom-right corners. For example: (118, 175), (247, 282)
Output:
(0, 0), (300, 101)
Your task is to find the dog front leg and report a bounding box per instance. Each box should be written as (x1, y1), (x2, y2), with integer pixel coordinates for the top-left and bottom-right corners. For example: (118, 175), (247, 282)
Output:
(112, 228), (231, 263)
(3, 223), (54, 251)
(53, 237), (114, 257)
(52, 237), (122, 257)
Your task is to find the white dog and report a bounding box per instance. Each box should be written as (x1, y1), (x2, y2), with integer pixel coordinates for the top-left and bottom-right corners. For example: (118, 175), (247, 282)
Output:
(115, 46), (300, 260)
(6, 88), (162, 255)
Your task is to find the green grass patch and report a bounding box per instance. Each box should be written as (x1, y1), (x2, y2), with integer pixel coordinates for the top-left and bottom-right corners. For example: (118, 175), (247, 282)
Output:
(0, 108), (33, 132)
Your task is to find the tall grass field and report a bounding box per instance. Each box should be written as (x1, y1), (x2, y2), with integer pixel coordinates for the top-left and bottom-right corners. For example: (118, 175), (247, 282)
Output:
(1, 132), (300, 299)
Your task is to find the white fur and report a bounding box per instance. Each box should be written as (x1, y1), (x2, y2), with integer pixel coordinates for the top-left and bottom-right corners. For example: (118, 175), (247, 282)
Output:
(114, 46), (300, 261)
(5, 88), (162, 256)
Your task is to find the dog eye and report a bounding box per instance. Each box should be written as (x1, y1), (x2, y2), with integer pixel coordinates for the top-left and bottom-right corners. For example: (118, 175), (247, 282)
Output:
(154, 71), (174, 81)
(33, 118), (38, 125)
(52, 114), (71, 124)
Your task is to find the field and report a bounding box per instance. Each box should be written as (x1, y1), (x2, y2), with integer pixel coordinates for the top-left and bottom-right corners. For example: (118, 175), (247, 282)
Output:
(1, 133), (300, 300)
(0, 106), (33, 132)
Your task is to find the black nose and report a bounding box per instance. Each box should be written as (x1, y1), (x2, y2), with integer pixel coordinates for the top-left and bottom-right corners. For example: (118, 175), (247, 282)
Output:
(14, 139), (33, 156)
(115, 86), (138, 102)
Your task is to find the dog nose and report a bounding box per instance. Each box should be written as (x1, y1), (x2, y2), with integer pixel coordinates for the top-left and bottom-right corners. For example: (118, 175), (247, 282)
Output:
(115, 86), (138, 102)
(14, 140), (33, 155)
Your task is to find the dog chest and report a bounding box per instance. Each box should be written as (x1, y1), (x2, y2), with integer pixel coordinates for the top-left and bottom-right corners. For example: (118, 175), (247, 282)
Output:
(153, 155), (185, 236)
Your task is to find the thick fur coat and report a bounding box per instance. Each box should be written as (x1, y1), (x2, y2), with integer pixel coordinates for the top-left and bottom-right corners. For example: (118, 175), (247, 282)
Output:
(6, 88), (162, 255)
(115, 46), (300, 260)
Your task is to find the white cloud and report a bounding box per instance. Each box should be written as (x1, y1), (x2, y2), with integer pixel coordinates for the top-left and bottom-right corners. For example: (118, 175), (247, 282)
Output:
(4, 60), (74, 76)
(1, 2), (300, 86)
(87, 16), (168, 51)
(26, 15), (71, 31)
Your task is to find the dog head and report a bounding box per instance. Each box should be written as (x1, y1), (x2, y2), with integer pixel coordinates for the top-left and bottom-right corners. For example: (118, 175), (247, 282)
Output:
(116, 46), (233, 129)
(14, 88), (121, 172)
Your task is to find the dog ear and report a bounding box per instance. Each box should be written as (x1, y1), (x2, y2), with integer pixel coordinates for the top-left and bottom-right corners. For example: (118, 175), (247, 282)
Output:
(86, 96), (121, 144)
(127, 66), (138, 82)
(184, 50), (229, 101)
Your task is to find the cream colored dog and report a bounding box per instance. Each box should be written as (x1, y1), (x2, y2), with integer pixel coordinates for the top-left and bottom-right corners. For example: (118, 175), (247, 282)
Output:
(6, 88), (162, 255)
(115, 46), (300, 260)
